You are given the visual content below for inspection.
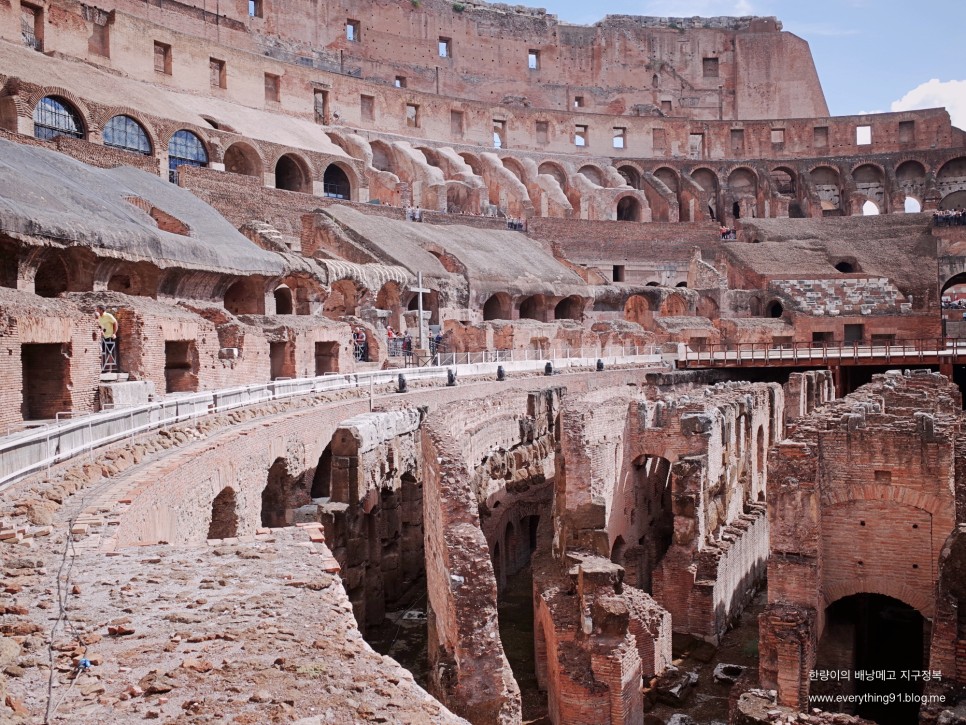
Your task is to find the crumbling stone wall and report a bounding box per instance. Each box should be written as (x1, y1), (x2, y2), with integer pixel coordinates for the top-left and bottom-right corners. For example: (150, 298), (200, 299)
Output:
(761, 370), (962, 710)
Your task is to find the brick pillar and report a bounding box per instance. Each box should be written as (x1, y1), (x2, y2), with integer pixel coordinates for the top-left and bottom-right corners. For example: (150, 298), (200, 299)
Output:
(759, 604), (817, 710)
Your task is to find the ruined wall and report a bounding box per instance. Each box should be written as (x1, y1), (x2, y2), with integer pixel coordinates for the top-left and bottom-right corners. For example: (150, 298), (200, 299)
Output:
(761, 370), (962, 710)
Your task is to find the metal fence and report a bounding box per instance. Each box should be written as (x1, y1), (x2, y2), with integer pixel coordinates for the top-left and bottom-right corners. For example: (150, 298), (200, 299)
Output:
(0, 349), (662, 490)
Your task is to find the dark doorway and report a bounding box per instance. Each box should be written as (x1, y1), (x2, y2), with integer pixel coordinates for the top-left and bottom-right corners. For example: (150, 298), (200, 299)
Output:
(207, 487), (238, 539)
(311, 445), (332, 499)
(164, 340), (198, 393)
(261, 458), (290, 528)
(21, 343), (70, 420)
(323, 164), (351, 199)
(270, 341), (294, 380)
(816, 594), (924, 724)
(274, 287), (294, 315)
(315, 341), (339, 375)
(34, 256), (69, 297)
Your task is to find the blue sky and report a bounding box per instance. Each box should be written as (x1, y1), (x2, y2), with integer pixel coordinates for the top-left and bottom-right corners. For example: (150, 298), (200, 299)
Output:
(539, 0), (966, 127)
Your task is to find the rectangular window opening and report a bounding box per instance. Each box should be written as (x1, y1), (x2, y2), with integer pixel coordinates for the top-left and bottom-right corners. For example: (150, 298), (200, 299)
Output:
(406, 103), (420, 128)
(90, 20), (110, 58)
(438, 37), (451, 58)
(652, 128), (666, 152)
(360, 94), (375, 121)
(702, 57), (719, 78)
(154, 41), (172, 75)
(346, 19), (361, 42)
(394, 76), (407, 88)
(730, 128), (745, 154)
(660, 99), (672, 115)
(314, 89), (329, 125)
(856, 124), (872, 145)
(771, 128), (785, 145)
(249, 0), (263, 18)
(493, 119), (506, 149)
(536, 121), (549, 145)
(450, 110), (464, 138)
(209, 58), (226, 88)
(573, 95), (584, 109)
(898, 120), (915, 144)
(528, 50), (540, 70)
(21, 3), (44, 52)
(813, 126), (828, 149)
(575, 124), (588, 147)
(264, 73), (280, 102)
(688, 132), (704, 159)
(613, 127), (626, 149)
(613, 265), (625, 282)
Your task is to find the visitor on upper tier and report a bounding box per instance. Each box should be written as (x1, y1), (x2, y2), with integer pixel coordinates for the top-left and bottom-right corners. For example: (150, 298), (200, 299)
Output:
(95, 305), (120, 372)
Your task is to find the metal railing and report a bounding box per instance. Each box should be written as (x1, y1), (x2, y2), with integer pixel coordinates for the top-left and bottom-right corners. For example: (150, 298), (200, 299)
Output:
(681, 338), (966, 367)
(0, 348), (663, 490)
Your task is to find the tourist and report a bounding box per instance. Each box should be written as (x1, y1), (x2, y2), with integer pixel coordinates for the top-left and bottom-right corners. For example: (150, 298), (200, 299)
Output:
(95, 305), (119, 371)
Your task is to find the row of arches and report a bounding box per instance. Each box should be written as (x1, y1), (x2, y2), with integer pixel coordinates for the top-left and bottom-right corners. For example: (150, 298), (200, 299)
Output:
(481, 292), (587, 323)
(27, 94), (357, 195)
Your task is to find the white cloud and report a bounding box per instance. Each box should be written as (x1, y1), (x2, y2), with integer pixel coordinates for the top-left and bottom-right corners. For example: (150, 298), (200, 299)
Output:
(641, 0), (755, 17)
(891, 79), (966, 130)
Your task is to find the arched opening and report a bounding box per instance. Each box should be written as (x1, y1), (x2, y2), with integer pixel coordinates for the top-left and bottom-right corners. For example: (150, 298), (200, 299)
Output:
(811, 166), (842, 215)
(311, 445), (332, 499)
(167, 129), (208, 183)
(610, 536), (626, 566)
(33, 96), (85, 141)
(577, 165), (604, 186)
(617, 165), (640, 189)
(537, 162), (567, 191)
(940, 190), (966, 210)
(770, 167), (796, 196)
(631, 454), (673, 592)
(502, 157), (526, 183)
(375, 281), (404, 330)
(371, 141), (395, 173)
(862, 199), (880, 216)
(223, 142), (262, 177)
(324, 279), (363, 318)
(904, 196), (922, 213)
(261, 458), (291, 528)
(519, 295), (544, 321)
(766, 300), (784, 318)
(224, 278), (263, 316)
(553, 295), (583, 321)
(675, 281), (688, 288)
(34, 255), (69, 298)
(103, 115), (152, 155)
(853, 164), (885, 214)
(483, 293), (512, 321)
(616, 196), (641, 222)
(273, 286), (294, 315)
(732, 201), (741, 219)
(835, 261), (855, 274)
(624, 294), (652, 326)
(458, 152), (483, 177)
(815, 594), (924, 724)
(207, 487), (238, 540)
(323, 163), (352, 199)
(275, 154), (310, 193)
(691, 168), (719, 221)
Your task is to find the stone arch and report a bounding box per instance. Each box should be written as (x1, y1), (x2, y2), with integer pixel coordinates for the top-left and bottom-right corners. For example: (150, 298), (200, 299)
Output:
(770, 166), (797, 196)
(275, 153), (312, 193)
(104, 261), (157, 297)
(483, 292), (512, 321)
(311, 444), (332, 499)
(765, 299), (784, 318)
(224, 278), (264, 316)
(577, 164), (604, 186)
(32, 94), (87, 141)
(324, 278), (365, 318)
(375, 280), (405, 329)
(660, 293), (688, 316)
(458, 152), (483, 177)
(696, 295), (718, 319)
(654, 167), (680, 192)
(501, 156), (526, 184)
(553, 295), (584, 321)
(519, 294), (547, 321)
(624, 294), (652, 326)
(223, 141), (264, 178)
(852, 163), (886, 213)
(822, 578), (932, 621)
(166, 129), (209, 182)
(370, 140), (397, 174)
(691, 167), (719, 220)
(810, 165), (842, 214)
(273, 285), (294, 315)
(937, 157), (966, 202)
(261, 458), (292, 529)
(940, 190), (966, 210)
(102, 113), (154, 155)
(323, 162), (353, 200)
(406, 287), (440, 325)
(33, 252), (71, 298)
(537, 161), (568, 190)
(207, 487), (239, 540)
(616, 165), (641, 189)
(616, 194), (642, 222)
(610, 535), (626, 566)
(862, 199), (880, 215)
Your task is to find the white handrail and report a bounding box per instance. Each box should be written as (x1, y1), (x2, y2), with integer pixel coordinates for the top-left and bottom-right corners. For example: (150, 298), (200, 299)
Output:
(0, 349), (662, 490)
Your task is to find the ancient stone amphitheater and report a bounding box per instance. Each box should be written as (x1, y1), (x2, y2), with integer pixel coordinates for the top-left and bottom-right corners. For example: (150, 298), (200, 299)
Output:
(0, 2), (965, 724)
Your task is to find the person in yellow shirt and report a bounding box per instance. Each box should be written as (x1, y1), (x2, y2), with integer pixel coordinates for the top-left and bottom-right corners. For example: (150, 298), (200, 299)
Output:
(96, 305), (119, 370)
